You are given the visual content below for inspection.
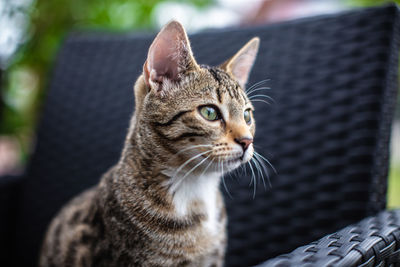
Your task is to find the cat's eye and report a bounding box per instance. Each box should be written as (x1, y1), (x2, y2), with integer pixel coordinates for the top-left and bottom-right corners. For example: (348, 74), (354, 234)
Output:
(199, 106), (219, 121)
(244, 109), (252, 124)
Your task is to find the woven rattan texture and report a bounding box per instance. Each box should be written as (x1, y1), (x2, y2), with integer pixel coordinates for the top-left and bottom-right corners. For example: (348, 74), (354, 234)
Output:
(260, 209), (400, 267)
(11, 5), (399, 267)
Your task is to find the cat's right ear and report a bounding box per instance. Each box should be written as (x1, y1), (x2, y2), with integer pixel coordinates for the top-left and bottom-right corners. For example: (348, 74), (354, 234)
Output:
(143, 20), (199, 95)
(220, 37), (259, 89)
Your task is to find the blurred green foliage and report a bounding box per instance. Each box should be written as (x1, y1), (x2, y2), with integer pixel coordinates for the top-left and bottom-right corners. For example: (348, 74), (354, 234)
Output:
(1, 0), (214, 160)
(13, 0), (213, 71)
(389, 166), (400, 208)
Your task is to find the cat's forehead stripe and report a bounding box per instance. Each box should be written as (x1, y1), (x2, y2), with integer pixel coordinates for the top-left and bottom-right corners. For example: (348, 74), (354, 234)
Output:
(205, 67), (245, 104)
(240, 90), (249, 105)
(207, 68), (223, 103)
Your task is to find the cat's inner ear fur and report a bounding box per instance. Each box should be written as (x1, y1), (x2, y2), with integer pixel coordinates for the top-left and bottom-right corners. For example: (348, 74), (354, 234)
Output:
(220, 37), (260, 89)
(143, 20), (199, 94)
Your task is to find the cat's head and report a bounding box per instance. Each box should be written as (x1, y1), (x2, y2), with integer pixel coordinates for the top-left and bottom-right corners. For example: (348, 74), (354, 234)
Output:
(133, 21), (259, 177)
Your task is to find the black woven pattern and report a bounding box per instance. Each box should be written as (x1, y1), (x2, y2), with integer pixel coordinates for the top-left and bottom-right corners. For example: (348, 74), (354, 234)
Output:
(260, 209), (400, 267)
(7, 5), (399, 267)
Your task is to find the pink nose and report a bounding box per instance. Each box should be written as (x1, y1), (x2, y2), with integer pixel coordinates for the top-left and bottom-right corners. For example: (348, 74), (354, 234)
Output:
(234, 137), (253, 151)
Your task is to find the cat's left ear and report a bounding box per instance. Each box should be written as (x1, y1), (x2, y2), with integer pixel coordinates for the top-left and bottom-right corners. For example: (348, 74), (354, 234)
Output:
(143, 20), (199, 94)
(220, 37), (260, 88)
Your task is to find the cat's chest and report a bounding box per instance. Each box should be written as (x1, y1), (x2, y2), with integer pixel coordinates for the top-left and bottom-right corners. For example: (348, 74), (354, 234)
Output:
(170, 173), (221, 235)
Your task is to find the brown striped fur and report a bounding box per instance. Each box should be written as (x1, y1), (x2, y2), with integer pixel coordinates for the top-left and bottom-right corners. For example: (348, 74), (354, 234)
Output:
(40, 21), (259, 267)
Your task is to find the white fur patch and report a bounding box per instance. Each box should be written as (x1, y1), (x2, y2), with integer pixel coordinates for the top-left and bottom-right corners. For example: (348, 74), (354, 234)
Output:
(168, 172), (220, 235)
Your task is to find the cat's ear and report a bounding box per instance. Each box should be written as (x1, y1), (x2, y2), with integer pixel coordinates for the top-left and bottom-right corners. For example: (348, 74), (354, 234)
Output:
(220, 37), (259, 88)
(143, 20), (199, 94)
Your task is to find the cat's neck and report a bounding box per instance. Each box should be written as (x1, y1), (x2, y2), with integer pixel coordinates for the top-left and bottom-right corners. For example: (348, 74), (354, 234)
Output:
(162, 167), (221, 212)
(165, 170), (222, 235)
(116, 136), (222, 232)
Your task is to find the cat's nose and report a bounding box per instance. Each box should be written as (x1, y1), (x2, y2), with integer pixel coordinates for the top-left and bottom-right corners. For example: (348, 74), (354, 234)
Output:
(234, 137), (253, 151)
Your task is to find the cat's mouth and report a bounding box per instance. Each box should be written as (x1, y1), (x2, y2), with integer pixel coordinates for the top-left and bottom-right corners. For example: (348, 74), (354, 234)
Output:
(221, 153), (251, 169)
(225, 157), (241, 165)
(189, 145), (253, 174)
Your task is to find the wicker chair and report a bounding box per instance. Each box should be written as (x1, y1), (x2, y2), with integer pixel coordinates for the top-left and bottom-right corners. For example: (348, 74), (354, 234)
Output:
(1, 4), (399, 267)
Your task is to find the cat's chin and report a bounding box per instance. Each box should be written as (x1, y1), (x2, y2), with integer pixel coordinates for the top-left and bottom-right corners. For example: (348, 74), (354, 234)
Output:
(220, 156), (251, 174)
(216, 147), (254, 174)
(222, 159), (242, 173)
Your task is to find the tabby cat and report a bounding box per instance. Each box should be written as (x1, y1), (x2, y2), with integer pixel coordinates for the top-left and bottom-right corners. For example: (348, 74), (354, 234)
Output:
(40, 20), (259, 267)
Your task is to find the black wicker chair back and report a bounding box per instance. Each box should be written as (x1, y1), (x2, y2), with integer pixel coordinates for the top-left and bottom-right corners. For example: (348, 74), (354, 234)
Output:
(8, 5), (399, 267)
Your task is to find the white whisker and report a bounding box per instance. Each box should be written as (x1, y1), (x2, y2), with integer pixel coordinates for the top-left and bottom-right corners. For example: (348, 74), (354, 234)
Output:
(234, 165), (241, 179)
(172, 149), (213, 180)
(169, 150), (213, 193)
(241, 162), (247, 177)
(252, 155), (267, 190)
(220, 158), (232, 198)
(250, 99), (272, 105)
(176, 144), (213, 155)
(180, 154), (211, 181)
(251, 157), (263, 190)
(246, 79), (270, 93)
(247, 86), (271, 95)
(199, 157), (215, 177)
(254, 153), (271, 188)
(259, 154), (272, 187)
(247, 160), (257, 199)
(254, 151), (277, 174)
(248, 94), (275, 103)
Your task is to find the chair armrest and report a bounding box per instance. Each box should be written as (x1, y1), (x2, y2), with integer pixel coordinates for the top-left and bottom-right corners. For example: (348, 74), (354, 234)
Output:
(258, 209), (400, 267)
(0, 174), (23, 262)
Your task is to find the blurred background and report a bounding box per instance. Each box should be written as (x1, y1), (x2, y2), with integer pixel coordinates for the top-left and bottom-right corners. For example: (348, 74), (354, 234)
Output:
(0, 0), (399, 207)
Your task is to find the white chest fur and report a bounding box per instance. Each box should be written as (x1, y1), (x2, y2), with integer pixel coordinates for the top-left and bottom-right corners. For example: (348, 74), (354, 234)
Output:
(168, 173), (221, 235)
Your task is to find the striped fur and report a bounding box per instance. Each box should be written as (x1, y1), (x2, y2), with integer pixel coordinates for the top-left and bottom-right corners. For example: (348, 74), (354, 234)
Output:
(40, 21), (259, 267)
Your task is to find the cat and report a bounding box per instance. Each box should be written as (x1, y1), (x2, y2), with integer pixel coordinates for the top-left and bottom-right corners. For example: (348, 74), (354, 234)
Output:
(39, 20), (259, 267)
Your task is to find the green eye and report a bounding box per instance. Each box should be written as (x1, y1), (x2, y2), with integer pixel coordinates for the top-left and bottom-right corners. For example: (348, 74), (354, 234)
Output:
(200, 106), (219, 121)
(244, 109), (251, 124)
